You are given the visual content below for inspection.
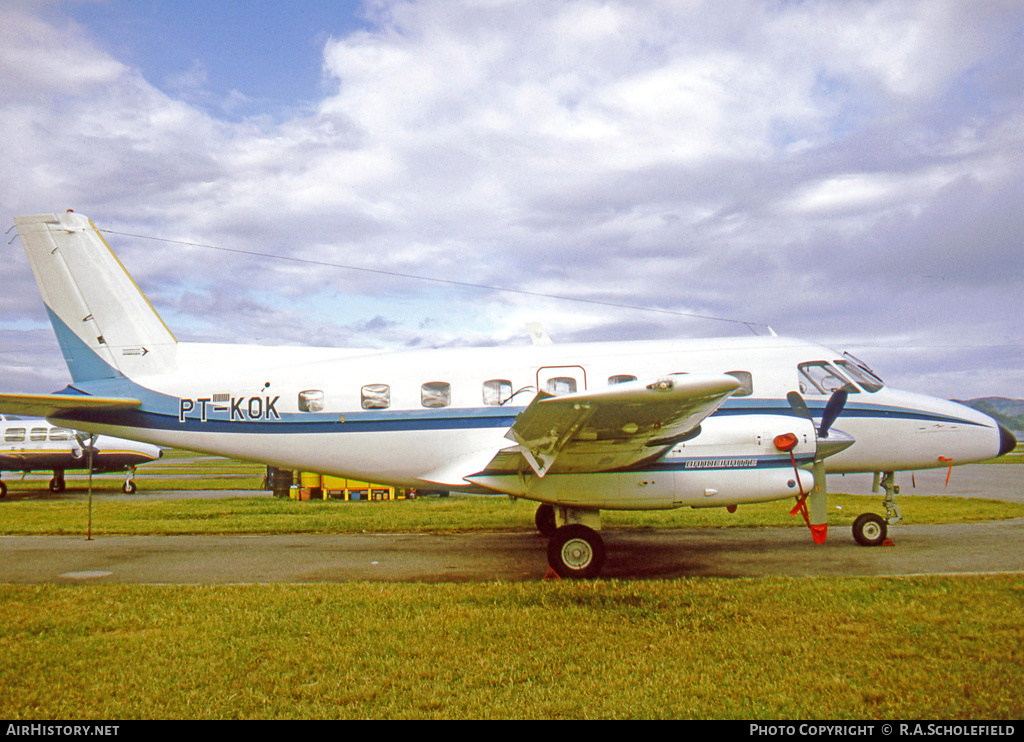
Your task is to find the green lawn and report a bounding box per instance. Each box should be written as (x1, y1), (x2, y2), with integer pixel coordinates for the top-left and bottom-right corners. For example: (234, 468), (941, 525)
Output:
(1, 576), (1021, 719)
(2, 450), (1022, 720)
(0, 489), (1022, 536)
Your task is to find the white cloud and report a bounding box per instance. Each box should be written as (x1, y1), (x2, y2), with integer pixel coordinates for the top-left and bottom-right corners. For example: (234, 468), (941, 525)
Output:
(0, 4), (125, 97)
(0, 0), (1021, 400)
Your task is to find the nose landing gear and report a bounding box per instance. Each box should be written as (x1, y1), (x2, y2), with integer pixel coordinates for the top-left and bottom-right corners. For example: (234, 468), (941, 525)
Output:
(853, 471), (901, 546)
(121, 466), (138, 494)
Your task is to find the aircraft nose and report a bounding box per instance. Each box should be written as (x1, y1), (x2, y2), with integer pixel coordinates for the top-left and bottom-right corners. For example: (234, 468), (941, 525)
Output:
(998, 423), (1017, 458)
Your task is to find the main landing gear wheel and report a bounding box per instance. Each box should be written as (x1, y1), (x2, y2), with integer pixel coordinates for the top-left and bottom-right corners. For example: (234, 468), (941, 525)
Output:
(547, 525), (606, 580)
(535, 504), (557, 537)
(852, 512), (887, 546)
(49, 477), (65, 493)
(0, 481), (6, 498)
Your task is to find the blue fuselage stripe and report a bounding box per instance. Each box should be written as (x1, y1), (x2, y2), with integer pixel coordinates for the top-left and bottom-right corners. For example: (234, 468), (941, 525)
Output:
(56, 381), (987, 436)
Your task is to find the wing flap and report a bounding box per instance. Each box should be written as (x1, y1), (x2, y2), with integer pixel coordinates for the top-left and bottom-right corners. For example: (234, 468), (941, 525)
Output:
(493, 373), (740, 477)
(0, 393), (141, 419)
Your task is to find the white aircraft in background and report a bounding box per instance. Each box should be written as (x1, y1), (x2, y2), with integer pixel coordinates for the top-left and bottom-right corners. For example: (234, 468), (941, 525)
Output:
(0, 414), (161, 497)
(0, 211), (1015, 578)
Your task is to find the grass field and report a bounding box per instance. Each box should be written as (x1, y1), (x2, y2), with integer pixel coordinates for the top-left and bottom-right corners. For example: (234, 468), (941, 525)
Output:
(1, 449), (1022, 720)
(1, 577), (1022, 719)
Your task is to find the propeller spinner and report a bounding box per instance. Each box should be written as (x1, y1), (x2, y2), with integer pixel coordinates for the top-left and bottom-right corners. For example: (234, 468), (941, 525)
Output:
(787, 389), (855, 459)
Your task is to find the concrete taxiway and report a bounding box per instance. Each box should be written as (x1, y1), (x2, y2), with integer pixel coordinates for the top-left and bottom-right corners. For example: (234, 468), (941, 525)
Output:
(1, 520), (1023, 584)
(0, 463), (1020, 584)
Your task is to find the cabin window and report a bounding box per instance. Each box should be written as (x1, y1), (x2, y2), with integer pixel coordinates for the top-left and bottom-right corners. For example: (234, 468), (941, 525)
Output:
(298, 390), (325, 412)
(30, 428), (48, 442)
(361, 384), (391, 409)
(798, 362), (857, 395)
(546, 377), (577, 395)
(4, 428), (25, 443)
(725, 371), (753, 397)
(421, 381), (452, 408)
(608, 374), (637, 385)
(48, 428), (72, 442)
(835, 360), (884, 393)
(482, 379), (512, 406)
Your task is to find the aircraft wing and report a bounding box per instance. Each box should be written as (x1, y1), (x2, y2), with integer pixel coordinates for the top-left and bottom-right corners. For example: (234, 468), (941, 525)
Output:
(483, 374), (740, 478)
(0, 393), (141, 419)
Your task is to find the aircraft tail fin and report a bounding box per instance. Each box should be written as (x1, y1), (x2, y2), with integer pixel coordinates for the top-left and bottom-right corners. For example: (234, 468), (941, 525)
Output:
(13, 212), (177, 383)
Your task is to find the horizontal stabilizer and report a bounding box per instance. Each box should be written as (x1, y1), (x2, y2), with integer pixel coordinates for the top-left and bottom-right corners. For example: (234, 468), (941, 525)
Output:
(0, 393), (141, 419)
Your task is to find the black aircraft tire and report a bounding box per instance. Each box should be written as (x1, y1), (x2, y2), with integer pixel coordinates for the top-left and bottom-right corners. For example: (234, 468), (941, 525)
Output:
(852, 512), (887, 547)
(534, 503), (557, 537)
(547, 525), (606, 580)
(122, 481), (137, 494)
(0, 481), (6, 498)
(49, 477), (65, 493)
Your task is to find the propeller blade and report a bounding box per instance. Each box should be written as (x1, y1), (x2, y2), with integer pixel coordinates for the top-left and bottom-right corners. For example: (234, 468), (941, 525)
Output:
(808, 459), (828, 543)
(789, 389), (855, 459)
(75, 431), (98, 454)
(818, 389), (848, 438)
(785, 391), (849, 544)
(783, 395), (831, 544)
(786, 391), (812, 421)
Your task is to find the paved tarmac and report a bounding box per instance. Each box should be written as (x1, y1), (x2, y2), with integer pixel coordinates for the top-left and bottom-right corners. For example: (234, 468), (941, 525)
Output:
(828, 463), (1023, 503)
(0, 464), (1020, 584)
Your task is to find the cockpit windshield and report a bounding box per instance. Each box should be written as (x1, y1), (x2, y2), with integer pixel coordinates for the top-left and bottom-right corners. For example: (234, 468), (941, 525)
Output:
(798, 358), (886, 395)
(798, 362), (858, 395)
(835, 359), (885, 392)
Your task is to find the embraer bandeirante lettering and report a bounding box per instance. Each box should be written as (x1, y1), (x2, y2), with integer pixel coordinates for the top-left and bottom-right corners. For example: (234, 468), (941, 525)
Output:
(685, 458), (758, 469)
(179, 396), (281, 423)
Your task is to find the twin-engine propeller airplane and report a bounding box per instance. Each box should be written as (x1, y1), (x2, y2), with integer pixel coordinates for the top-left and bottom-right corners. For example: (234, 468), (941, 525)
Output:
(0, 414), (161, 496)
(1, 211), (1016, 577)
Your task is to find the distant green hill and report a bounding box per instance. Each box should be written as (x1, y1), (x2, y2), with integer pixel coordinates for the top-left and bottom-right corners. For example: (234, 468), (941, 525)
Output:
(958, 397), (1024, 434)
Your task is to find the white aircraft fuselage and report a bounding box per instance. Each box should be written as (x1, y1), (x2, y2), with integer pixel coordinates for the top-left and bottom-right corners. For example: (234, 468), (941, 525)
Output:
(54, 335), (1006, 504)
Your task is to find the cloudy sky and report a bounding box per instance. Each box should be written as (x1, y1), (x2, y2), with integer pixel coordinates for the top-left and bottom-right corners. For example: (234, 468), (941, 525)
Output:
(1, 0), (1021, 400)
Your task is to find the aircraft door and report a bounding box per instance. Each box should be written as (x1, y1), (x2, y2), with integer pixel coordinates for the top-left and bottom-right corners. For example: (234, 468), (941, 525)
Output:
(537, 365), (588, 395)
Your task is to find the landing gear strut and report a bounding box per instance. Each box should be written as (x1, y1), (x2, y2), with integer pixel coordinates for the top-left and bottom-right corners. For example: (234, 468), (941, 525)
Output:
(878, 471), (902, 526)
(853, 471), (902, 546)
(121, 466), (138, 494)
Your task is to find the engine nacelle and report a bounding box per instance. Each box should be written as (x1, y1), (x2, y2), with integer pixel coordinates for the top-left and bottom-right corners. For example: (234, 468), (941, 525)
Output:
(479, 414), (816, 511)
(666, 413), (817, 508)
